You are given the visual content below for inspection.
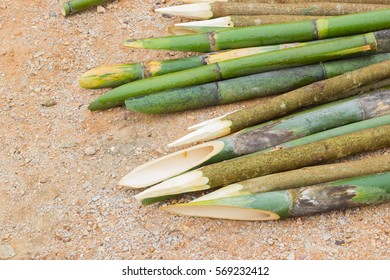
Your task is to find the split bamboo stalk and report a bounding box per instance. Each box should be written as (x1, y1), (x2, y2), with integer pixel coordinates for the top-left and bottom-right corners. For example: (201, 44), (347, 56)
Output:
(79, 43), (302, 89)
(125, 54), (390, 114)
(172, 58), (390, 146)
(120, 94), (390, 189)
(125, 9), (390, 52)
(89, 31), (386, 111)
(155, 2), (390, 20)
(135, 125), (390, 205)
(162, 173), (390, 221)
(61, 0), (112, 16)
(195, 154), (390, 202)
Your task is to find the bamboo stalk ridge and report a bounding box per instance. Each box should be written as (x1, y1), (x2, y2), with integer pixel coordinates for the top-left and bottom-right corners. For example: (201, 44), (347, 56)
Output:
(161, 173), (390, 221)
(79, 43), (302, 89)
(172, 58), (390, 147)
(155, 2), (390, 20)
(169, 15), (330, 35)
(61, 0), (112, 16)
(135, 125), (390, 204)
(196, 154), (390, 202)
(125, 9), (390, 52)
(90, 31), (385, 111)
(126, 54), (390, 114)
(119, 94), (390, 189)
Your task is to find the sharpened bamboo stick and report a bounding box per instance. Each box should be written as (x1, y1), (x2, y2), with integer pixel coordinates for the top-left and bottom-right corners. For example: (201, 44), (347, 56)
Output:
(155, 2), (390, 20)
(162, 173), (390, 221)
(135, 125), (390, 205)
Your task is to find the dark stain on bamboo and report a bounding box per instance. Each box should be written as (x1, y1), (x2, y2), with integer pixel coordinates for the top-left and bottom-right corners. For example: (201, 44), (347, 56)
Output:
(290, 185), (359, 216)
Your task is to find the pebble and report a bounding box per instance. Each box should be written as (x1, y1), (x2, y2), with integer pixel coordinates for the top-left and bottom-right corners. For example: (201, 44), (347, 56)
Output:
(0, 245), (16, 259)
(41, 99), (57, 107)
(84, 147), (97, 156)
(322, 233), (332, 241)
(92, 195), (100, 202)
(33, 51), (45, 58)
(97, 6), (106, 13)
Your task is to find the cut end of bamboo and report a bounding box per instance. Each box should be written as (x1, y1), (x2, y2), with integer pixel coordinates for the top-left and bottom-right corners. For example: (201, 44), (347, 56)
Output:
(61, 2), (71, 16)
(123, 39), (144, 49)
(135, 170), (211, 202)
(161, 204), (280, 221)
(119, 141), (225, 189)
(193, 184), (246, 202)
(168, 120), (232, 147)
(155, 3), (213, 20)
(175, 16), (233, 27)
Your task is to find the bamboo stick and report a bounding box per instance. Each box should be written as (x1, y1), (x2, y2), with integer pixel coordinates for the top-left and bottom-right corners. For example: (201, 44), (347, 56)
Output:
(119, 94), (390, 189)
(125, 9), (390, 52)
(135, 125), (390, 204)
(196, 154), (390, 201)
(61, 0), (112, 16)
(161, 173), (390, 221)
(155, 3), (390, 20)
(169, 15), (331, 35)
(79, 43), (302, 89)
(125, 54), (390, 114)
(89, 31), (384, 111)
(172, 58), (390, 146)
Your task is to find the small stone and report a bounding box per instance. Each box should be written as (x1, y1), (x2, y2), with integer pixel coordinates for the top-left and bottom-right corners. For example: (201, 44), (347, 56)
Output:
(84, 147), (96, 156)
(322, 233), (331, 241)
(335, 240), (345, 246)
(41, 99), (57, 107)
(97, 6), (106, 13)
(92, 195), (100, 202)
(0, 245), (16, 260)
(1, 234), (10, 241)
(304, 241), (312, 250)
(287, 252), (295, 260)
(338, 217), (346, 226)
(55, 230), (71, 242)
(49, 11), (58, 17)
(33, 51), (45, 58)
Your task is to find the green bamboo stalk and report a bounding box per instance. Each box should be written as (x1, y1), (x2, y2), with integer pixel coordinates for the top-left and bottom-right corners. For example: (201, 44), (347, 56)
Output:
(196, 154), (390, 201)
(172, 58), (390, 146)
(120, 94), (390, 189)
(61, 0), (112, 16)
(125, 9), (390, 52)
(89, 31), (384, 111)
(156, 2), (390, 19)
(135, 125), (390, 204)
(125, 54), (390, 114)
(161, 173), (390, 221)
(79, 43), (302, 89)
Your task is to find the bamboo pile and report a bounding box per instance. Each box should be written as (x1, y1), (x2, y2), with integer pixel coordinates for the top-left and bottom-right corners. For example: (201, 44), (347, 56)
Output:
(80, 6), (390, 220)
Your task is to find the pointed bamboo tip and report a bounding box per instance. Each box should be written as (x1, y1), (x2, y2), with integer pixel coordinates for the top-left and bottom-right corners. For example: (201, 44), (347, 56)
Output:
(175, 16), (233, 27)
(119, 141), (225, 189)
(88, 99), (103, 111)
(161, 204), (280, 221)
(123, 39), (144, 49)
(155, 3), (213, 20)
(134, 170), (211, 202)
(193, 184), (246, 202)
(168, 119), (232, 147)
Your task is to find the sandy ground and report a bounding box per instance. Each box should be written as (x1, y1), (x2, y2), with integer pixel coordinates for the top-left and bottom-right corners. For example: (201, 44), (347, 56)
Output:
(0, 0), (389, 260)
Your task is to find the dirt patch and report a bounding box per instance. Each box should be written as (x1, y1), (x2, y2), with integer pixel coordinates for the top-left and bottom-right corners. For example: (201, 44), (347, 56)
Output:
(0, 0), (389, 259)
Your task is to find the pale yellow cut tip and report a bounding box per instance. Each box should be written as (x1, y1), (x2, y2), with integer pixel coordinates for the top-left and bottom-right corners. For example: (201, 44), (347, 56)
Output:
(123, 40), (144, 48)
